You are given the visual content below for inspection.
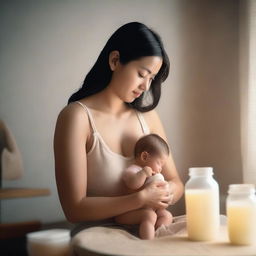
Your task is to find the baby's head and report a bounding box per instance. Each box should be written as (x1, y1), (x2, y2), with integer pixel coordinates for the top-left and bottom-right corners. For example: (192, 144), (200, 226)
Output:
(134, 134), (169, 174)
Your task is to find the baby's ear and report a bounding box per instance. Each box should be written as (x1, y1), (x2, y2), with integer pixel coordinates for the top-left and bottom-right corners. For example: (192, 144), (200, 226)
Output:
(141, 151), (149, 162)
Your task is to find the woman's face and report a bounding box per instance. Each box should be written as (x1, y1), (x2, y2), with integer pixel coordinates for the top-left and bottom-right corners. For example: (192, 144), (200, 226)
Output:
(109, 55), (163, 103)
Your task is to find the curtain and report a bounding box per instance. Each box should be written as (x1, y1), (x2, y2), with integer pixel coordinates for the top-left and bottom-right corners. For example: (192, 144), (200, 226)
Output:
(240, 0), (256, 184)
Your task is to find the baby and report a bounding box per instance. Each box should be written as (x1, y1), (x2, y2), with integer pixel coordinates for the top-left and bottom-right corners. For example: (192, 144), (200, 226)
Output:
(115, 134), (173, 239)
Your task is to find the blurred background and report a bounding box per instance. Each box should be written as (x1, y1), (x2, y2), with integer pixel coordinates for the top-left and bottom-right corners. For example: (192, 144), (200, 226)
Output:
(0, 0), (254, 228)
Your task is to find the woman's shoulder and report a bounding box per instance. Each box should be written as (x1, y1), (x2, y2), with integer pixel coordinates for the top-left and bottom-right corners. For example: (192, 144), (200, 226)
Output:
(141, 109), (163, 133)
(56, 102), (90, 130)
(141, 109), (160, 123)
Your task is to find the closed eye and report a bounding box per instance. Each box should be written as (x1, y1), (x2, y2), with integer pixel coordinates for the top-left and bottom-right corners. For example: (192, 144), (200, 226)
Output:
(138, 73), (155, 81)
(138, 72), (145, 78)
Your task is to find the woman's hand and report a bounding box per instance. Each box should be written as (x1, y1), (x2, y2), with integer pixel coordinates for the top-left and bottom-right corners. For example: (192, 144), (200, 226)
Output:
(139, 180), (171, 209)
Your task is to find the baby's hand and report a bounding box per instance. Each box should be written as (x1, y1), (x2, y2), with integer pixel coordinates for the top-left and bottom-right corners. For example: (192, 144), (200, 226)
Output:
(142, 166), (153, 177)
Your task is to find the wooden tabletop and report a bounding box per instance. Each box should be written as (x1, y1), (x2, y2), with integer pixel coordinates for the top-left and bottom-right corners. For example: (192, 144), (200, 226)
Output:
(72, 225), (256, 256)
(0, 188), (50, 199)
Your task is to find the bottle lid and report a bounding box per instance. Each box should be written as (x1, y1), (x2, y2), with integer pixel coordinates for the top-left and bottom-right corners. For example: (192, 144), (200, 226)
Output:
(27, 229), (70, 244)
(228, 184), (255, 194)
(189, 167), (213, 176)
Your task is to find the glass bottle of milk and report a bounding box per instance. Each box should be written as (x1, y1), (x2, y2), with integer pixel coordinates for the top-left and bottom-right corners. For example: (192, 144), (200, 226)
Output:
(226, 184), (256, 245)
(185, 167), (220, 241)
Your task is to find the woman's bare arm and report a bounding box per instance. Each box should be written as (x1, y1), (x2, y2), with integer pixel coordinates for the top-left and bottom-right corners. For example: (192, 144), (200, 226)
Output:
(144, 110), (184, 204)
(54, 104), (170, 222)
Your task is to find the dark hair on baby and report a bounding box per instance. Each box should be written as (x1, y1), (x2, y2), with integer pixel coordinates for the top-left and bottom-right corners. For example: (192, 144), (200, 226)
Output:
(134, 134), (169, 158)
(68, 22), (170, 112)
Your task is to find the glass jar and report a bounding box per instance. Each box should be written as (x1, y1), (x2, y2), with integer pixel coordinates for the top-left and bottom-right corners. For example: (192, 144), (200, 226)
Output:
(185, 167), (220, 241)
(27, 229), (71, 256)
(226, 184), (256, 245)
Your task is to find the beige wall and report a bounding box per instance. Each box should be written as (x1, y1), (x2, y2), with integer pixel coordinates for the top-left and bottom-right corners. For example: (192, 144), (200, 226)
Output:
(158, 0), (242, 215)
(0, 0), (241, 223)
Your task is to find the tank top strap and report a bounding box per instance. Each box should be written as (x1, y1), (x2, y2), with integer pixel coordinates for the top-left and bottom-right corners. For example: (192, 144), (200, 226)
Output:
(75, 101), (97, 133)
(135, 111), (150, 135)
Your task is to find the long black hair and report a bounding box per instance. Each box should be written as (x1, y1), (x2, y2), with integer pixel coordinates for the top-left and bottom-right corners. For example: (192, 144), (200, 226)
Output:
(68, 22), (170, 112)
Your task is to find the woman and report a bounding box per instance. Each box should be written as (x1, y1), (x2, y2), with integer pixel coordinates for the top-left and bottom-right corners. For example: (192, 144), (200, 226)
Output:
(54, 22), (184, 237)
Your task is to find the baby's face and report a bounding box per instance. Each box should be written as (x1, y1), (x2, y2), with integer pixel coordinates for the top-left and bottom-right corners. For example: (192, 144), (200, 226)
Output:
(145, 153), (168, 174)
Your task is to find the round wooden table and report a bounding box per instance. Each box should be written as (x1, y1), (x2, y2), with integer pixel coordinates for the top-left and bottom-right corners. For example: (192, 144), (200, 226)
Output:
(71, 224), (256, 256)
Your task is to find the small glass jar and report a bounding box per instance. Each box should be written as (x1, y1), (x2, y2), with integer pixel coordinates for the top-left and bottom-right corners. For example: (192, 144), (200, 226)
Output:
(226, 184), (256, 245)
(185, 167), (220, 241)
(27, 229), (71, 256)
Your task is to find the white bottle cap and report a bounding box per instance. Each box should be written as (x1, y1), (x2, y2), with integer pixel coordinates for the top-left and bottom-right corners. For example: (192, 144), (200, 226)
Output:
(228, 184), (255, 194)
(189, 167), (213, 176)
(27, 229), (70, 244)
(145, 173), (165, 184)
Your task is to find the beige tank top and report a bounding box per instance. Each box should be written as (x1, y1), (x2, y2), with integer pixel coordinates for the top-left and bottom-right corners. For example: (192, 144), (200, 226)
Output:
(76, 101), (150, 197)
